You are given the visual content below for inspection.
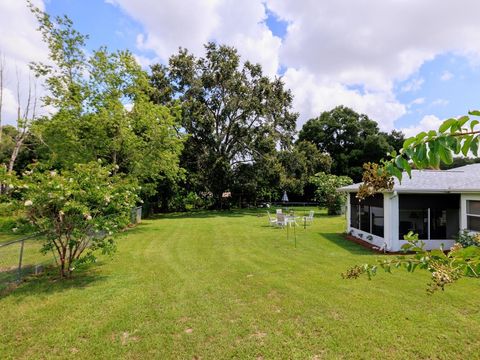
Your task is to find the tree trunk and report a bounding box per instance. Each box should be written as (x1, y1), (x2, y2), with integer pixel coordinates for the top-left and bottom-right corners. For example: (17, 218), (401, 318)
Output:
(8, 136), (24, 173)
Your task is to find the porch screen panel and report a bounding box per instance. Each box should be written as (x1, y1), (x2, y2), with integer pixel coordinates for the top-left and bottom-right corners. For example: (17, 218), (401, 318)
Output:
(359, 205), (370, 233)
(399, 194), (460, 240)
(349, 193), (384, 236)
(350, 202), (359, 229)
(371, 206), (384, 237)
(399, 209), (428, 239)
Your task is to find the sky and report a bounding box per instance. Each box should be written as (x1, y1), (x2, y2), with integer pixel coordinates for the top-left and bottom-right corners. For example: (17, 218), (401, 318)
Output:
(2, 0), (480, 137)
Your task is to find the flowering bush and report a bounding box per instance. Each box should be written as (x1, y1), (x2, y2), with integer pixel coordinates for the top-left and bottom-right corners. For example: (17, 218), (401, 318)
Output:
(456, 230), (480, 248)
(20, 161), (139, 277)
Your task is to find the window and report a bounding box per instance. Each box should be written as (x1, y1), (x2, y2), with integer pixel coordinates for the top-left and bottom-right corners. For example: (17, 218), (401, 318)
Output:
(349, 194), (384, 237)
(467, 200), (480, 232)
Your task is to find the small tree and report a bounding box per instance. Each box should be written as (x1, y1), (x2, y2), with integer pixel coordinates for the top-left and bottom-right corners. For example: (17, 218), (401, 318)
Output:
(21, 161), (138, 277)
(309, 172), (352, 215)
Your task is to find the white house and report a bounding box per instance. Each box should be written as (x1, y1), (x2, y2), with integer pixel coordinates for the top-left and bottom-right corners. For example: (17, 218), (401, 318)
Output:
(339, 164), (480, 252)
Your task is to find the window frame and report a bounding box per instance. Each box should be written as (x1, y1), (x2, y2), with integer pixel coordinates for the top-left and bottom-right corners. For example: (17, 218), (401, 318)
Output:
(466, 200), (480, 232)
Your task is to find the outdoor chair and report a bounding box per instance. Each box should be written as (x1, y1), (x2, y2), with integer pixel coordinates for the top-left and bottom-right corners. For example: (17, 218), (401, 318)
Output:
(303, 210), (314, 225)
(276, 213), (287, 228)
(276, 208), (283, 215)
(266, 211), (277, 227)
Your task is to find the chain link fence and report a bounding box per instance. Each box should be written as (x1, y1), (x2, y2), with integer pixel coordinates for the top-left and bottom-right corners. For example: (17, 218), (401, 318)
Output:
(0, 234), (56, 291)
(0, 207), (142, 291)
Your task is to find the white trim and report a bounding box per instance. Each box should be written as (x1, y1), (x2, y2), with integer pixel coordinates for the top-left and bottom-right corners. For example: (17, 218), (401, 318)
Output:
(396, 239), (456, 251)
(461, 194), (480, 231)
(349, 227), (385, 249)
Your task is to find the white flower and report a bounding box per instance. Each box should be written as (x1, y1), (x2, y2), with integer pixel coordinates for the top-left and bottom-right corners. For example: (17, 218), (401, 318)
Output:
(24, 200), (33, 206)
(50, 171), (57, 177)
(86, 215), (92, 221)
(12, 227), (18, 233)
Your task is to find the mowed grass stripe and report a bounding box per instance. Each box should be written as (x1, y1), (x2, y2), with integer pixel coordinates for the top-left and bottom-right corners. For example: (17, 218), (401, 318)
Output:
(0, 208), (479, 359)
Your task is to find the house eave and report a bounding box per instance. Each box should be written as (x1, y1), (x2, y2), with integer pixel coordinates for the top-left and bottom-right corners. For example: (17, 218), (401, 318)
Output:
(339, 188), (480, 194)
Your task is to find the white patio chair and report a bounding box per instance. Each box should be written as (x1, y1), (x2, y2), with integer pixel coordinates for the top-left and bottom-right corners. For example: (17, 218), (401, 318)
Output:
(303, 210), (314, 225)
(266, 211), (277, 227)
(276, 213), (287, 228)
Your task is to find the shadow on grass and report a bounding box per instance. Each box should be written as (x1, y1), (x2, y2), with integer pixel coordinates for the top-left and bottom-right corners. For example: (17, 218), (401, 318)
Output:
(320, 232), (374, 255)
(0, 265), (107, 300)
(150, 209), (262, 220)
(147, 207), (329, 220)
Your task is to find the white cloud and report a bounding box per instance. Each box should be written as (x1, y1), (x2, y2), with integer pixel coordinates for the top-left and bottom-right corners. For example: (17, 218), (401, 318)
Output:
(266, 0), (480, 129)
(400, 114), (443, 137)
(440, 70), (454, 81)
(431, 98), (449, 107)
(0, 0), (48, 126)
(104, 0), (480, 131)
(410, 97), (425, 106)
(283, 68), (406, 130)
(268, 0), (480, 89)
(108, 0), (281, 76)
(401, 78), (425, 93)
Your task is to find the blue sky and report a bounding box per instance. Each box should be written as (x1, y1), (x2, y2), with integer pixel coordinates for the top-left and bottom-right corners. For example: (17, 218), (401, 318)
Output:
(3, 0), (480, 135)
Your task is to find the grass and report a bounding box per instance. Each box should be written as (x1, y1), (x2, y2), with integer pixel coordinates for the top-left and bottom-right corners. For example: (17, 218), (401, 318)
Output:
(1, 208), (479, 359)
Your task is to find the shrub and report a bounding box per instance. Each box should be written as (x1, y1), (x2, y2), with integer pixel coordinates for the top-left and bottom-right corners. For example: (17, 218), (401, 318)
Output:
(309, 172), (353, 215)
(456, 230), (480, 248)
(20, 162), (139, 277)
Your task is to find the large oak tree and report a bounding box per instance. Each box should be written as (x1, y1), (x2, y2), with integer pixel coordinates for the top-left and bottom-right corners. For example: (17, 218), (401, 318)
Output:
(151, 43), (298, 207)
(298, 106), (404, 181)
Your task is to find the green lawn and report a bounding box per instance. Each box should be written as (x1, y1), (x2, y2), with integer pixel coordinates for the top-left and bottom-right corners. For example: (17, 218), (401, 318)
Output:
(1, 208), (479, 359)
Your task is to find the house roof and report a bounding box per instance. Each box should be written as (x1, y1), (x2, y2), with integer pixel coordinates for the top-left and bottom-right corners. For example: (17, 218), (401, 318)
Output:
(339, 163), (480, 193)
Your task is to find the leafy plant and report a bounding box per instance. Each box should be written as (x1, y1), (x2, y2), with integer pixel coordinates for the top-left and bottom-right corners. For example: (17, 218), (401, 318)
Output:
(348, 111), (480, 292)
(343, 232), (480, 293)
(456, 230), (480, 248)
(309, 172), (353, 215)
(357, 112), (480, 200)
(19, 161), (139, 277)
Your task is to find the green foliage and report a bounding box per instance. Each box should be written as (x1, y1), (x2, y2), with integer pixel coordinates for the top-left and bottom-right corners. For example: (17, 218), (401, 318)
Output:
(352, 110), (480, 292)
(309, 172), (352, 215)
(153, 43), (298, 207)
(28, 5), (185, 199)
(388, 112), (480, 181)
(456, 230), (480, 248)
(18, 161), (139, 277)
(357, 111), (480, 199)
(343, 231), (480, 293)
(298, 106), (404, 181)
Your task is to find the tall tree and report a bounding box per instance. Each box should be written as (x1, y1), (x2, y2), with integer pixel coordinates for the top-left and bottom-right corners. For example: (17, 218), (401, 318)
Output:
(151, 43), (298, 207)
(29, 4), (185, 198)
(298, 106), (404, 181)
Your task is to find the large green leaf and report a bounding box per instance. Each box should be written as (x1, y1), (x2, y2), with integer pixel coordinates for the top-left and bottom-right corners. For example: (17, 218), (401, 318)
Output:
(439, 118), (456, 133)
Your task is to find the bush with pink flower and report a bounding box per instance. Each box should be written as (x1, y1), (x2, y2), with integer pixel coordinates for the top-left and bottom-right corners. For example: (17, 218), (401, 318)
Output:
(20, 161), (139, 277)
